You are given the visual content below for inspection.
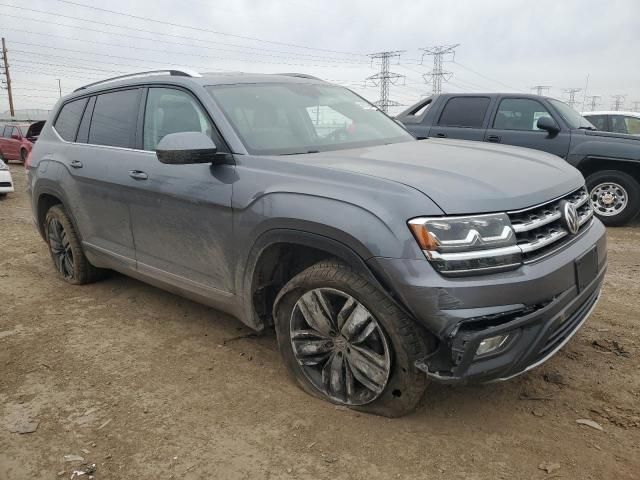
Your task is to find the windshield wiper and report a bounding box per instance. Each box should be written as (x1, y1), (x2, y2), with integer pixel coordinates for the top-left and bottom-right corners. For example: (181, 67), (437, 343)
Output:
(578, 126), (596, 130)
(281, 150), (320, 155)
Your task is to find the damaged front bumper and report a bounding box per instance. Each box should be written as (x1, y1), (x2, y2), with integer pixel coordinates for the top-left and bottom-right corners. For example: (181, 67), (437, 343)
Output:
(368, 218), (607, 384)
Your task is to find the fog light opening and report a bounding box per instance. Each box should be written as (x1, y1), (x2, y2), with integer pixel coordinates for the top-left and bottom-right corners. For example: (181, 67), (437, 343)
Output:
(476, 334), (510, 357)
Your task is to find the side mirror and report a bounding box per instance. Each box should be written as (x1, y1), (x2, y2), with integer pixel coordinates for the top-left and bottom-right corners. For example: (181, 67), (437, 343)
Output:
(156, 132), (223, 165)
(536, 116), (560, 134)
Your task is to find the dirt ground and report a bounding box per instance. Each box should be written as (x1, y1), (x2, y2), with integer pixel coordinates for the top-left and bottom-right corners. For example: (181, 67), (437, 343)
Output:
(1, 163), (639, 480)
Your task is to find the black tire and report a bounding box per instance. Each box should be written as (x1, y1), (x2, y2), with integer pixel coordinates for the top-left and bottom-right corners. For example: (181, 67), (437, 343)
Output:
(273, 261), (430, 417)
(586, 170), (640, 226)
(44, 204), (106, 284)
(20, 149), (27, 164)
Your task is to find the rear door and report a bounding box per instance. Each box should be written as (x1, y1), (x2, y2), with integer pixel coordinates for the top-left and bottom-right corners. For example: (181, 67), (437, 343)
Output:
(55, 89), (141, 266)
(484, 97), (571, 158)
(428, 96), (492, 141)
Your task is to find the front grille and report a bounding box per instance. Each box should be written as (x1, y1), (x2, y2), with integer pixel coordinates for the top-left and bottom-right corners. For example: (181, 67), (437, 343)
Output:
(508, 187), (593, 262)
(0, 181), (12, 187)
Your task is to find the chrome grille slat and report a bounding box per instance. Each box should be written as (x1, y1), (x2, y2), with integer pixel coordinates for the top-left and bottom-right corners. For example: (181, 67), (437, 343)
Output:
(509, 187), (593, 260)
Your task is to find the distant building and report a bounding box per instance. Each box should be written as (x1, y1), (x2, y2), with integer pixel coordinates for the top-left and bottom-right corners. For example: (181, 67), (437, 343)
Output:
(1, 109), (51, 122)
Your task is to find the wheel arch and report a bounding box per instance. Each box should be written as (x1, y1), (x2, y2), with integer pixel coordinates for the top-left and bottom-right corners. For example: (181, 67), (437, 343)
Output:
(576, 156), (640, 183)
(241, 229), (397, 331)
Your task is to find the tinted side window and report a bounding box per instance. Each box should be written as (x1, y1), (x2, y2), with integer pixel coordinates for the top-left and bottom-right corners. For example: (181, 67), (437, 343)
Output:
(143, 88), (213, 151)
(587, 115), (607, 131)
(493, 98), (552, 131)
(438, 97), (490, 128)
(89, 89), (140, 148)
(54, 98), (89, 142)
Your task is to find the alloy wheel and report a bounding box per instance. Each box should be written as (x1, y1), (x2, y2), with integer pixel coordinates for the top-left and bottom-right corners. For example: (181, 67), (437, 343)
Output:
(48, 218), (74, 279)
(289, 288), (391, 406)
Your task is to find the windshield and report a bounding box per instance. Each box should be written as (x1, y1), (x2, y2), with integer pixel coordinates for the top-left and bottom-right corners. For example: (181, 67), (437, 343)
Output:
(548, 99), (596, 129)
(206, 83), (413, 155)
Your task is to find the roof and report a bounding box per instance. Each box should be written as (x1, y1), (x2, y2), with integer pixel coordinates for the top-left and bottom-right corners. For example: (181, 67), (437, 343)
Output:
(582, 110), (640, 117)
(70, 70), (329, 98)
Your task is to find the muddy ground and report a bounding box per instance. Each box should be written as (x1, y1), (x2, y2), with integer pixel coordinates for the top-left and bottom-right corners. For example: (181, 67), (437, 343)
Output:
(1, 162), (639, 480)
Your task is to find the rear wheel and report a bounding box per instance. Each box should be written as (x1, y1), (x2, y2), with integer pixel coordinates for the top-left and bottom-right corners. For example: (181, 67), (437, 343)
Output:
(44, 205), (106, 284)
(20, 149), (27, 164)
(586, 170), (640, 226)
(273, 261), (430, 417)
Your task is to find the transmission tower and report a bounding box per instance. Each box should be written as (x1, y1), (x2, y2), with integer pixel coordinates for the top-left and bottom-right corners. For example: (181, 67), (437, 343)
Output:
(531, 85), (551, 96)
(611, 94), (626, 111)
(366, 51), (405, 113)
(632, 101), (640, 112)
(584, 95), (601, 111)
(419, 44), (459, 95)
(563, 88), (582, 109)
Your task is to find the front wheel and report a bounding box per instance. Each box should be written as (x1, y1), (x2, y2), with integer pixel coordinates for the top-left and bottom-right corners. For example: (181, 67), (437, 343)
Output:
(586, 170), (640, 226)
(273, 261), (430, 417)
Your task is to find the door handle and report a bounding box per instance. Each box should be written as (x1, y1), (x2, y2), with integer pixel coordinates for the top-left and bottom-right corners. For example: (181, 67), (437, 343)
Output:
(434, 132), (447, 138)
(129, 170), (148, 180)
(485, 135), (501, 143)
(70, 160), (83, 168)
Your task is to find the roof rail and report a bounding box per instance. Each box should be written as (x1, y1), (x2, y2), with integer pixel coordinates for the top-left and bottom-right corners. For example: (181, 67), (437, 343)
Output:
(73, 69), (201, 92)
(275, 73), (325, 81)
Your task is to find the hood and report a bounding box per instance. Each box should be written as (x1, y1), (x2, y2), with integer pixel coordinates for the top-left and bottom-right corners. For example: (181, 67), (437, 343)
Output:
(291, 138), (583, 214)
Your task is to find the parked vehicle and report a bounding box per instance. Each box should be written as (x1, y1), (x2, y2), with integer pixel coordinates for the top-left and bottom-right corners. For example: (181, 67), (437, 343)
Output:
(397, 94), (640, 226)
(0, 158), (14, 197)
(582, 111), (640, 136)
(27, 71), (606, 416)
(0, 121), (45, 164)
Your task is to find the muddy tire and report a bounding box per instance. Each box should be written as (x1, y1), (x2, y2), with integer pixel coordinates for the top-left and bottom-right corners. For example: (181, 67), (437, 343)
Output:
(44, 204), (106, 284)
(273, 261), (429, 417)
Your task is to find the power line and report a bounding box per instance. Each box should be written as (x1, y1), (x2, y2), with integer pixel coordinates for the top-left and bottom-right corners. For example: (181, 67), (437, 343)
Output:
(419, 44), (459, 95)
(611, 94), (626, 111)
(452, 61), (522, 92)
(366, 51), (405, 113)
(531, 85), (551, 96)
(42, 0), (367, 57)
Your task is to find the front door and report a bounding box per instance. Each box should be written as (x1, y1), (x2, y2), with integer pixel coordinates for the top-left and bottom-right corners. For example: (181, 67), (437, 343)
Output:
(484, 97), (571, 158)
(127, 87), (235, 294)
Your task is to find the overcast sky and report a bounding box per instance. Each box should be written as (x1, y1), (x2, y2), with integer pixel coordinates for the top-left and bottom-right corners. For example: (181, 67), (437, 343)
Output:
(1, 0), (639, 115)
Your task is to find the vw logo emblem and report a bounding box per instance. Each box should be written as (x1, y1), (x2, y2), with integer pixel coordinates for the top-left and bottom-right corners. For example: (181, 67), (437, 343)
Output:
(561, 201), (580, 235)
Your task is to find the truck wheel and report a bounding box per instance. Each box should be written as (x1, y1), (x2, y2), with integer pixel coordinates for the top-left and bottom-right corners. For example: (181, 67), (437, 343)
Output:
(586, 170), (640, 226)
(44, 205), (106, 284)
(273, 261), (429, 417)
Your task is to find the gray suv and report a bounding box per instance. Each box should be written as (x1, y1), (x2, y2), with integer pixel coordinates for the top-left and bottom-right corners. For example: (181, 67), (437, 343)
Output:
(28, 70), (607, 417)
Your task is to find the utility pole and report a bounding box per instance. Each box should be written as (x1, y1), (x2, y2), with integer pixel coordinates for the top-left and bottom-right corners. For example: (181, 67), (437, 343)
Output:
(57, 79), (62, 98)
(420, 44), (459, 95)
(611, 95), (626, 111)
(563, 88), (582, 109)
(584, 95), (601, 111)
(366, 51), (405, 113)
(1, 37), (15, 117)
(531, 85), (551, 96)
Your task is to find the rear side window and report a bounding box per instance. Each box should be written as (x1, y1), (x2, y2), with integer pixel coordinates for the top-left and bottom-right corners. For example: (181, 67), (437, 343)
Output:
(438, 97), (490, 128)
(54, 98), (88, 142)
(587, 115), (607, 131)
(89, 89), (140, 148)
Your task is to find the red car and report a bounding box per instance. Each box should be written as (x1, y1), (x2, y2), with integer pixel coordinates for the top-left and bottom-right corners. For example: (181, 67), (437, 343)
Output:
(0, 121), (45, 164)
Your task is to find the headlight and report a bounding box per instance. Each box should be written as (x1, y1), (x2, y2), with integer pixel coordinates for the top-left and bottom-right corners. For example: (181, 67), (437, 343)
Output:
(408, 213), (522, 275)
